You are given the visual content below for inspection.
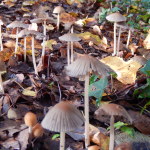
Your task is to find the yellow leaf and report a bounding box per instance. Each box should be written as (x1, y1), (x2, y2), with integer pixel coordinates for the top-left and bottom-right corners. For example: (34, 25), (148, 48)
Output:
(101, 56), (142, 84)
(22, 89), (37, 97)
(44, 40), (57, 50)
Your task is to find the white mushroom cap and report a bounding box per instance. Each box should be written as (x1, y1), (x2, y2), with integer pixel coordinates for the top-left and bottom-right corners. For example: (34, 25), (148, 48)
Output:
(41, 101), (84, 132)
(59, 33), (81, 42)
(65, 54), (113, 78)
(106, 12), (126, 22)
(53, 6), (65, 14)
(7, 21), (29, 29)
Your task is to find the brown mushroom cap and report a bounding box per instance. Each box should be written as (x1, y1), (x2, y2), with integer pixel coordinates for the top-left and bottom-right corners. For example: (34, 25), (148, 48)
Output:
(24, 112), (37, 127)
(7, 21), (29, 29)
(95, 103), (132, 123)
(53, 6), (65, 14)
(41, 101), (84, 132)
(32, 123), (44, 138)
(106, 12), (126, 22)
(65, 54), (113, 78)
(59, 33), (81, 42)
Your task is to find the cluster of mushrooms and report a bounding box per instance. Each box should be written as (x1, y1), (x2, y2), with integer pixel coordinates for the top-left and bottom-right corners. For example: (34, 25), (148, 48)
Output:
(0, 5), (133, 150)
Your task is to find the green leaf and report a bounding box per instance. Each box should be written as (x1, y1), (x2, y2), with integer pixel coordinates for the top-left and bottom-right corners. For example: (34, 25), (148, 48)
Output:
(89, 77), (108, 99)
(141, 100), (150, 113)
(52, 134), (60, 140)
(120, 126), (135, 137)
(90, 75), (98, 84)
(140, 59), (150, 76)
(107, 121), (127, 130)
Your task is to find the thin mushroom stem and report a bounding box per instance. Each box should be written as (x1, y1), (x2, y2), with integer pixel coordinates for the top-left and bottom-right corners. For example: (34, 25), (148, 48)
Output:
(126, 29), (131, 49)
(14, 27), (19, 57)
(0, 25), (3, 51)
(57, 13), (60, 30)
(41, 20), (47, 65)
(71, 26), (74, 33)
(67, 41), (70, 65)
(113, 22), (117, 56)
(71, 41), (73, 63)
(109, 115), (114, 150)
(84, 73), (90, 148)
(0, 73), (4, 94)
(24, 36), (27, 62)
(117, 27), (122, 56)
(28, 126), (32, 134)
(31, 36), (38, 75)
(60, 132), (65, 150)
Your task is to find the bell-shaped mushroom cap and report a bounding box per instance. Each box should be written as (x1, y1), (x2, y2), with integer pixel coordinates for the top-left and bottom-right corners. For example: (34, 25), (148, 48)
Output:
(18, 29), (44, 40)
(106, 12), (126, 22)
(41, 101), (84, 132)
(65, 54), (113, 78)
(7, 21), (29, 29)
(0, 60), (6, 73)
(59, 33), (81, 42)
(95, 103), (132, 123)
(30, 17), (54, 24)
(24, 112), (37, 127)
(53, 6), (65, 14)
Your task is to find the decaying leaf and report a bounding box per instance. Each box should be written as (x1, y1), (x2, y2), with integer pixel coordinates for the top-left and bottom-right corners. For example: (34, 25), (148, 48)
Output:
(101, 56), (142, 84)
(60, 13), (76, 24)
(22, 89), (37, 97)
(44, 39), (57, 50)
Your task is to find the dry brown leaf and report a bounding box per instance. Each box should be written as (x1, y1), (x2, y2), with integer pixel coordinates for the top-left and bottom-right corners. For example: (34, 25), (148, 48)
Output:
(60, 12), (76, 24)
(143, 30), (150, 49)
(101, 56), (142, 84)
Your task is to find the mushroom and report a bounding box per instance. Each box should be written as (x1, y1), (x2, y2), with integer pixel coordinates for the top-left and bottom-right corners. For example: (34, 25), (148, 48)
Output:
(30, 17), (54, 65)
(95, 103), (133, 150)
(41, 101), (84, 150)
(59, 33), (81, 65)
(106, 12), (126, 56)
(24, 112), (37, 134)
(65, 54), (113, 148)
(0, 60), (6, 94)
(53, 6), (65, 30)
(7, 21), (28, 57)
(18, 27), (44, 75)
(32, 123), (44, 138)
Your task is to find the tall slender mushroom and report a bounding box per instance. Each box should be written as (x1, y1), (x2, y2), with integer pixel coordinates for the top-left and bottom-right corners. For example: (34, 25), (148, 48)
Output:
(53, 6), (65, 30)
(59, 33), (81, 65)
(95, 103), (133, 150)
(41, 101), (84, 150)
(30, 17), (54, 65)
(0, 60), (6, 94)
(106, 12), (126, 56)
(65, 54), (113, 148)
(7, 21), (28, 57)
(18, 28), (44, 75)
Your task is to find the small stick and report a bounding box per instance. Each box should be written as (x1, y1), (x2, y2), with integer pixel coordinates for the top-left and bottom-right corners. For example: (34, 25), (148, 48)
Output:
(84, 73), (90, 148)
(0, 25), (3, 51)
(14, 27), (19, 57)
(60, 132), (65, 150)
(24, 36), (27, 62)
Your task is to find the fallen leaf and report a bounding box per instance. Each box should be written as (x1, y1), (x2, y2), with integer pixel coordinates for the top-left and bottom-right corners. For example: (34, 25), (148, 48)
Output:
(60, 13), (76, 24)
(101, 56), (142, 84)
(22, 89), (37, 97)
(143, 29), (150, 49)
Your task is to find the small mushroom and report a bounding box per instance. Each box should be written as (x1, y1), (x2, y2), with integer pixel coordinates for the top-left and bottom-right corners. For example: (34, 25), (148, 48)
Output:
(42, 101), (84, 150)
(59, 33), (81, 65)
(18, 27), (44, 75)
(95, 103), (132, 150)
(32, 123), (44, 138)
(53, 6), (65, 30)
(66, 54), (113, 148)
(106, 12), (126, 56)
(31, 17), (53, 65)
(24, 112), (37, 134)
(0, 60), (6, 94)
(7, 21), (29, 57)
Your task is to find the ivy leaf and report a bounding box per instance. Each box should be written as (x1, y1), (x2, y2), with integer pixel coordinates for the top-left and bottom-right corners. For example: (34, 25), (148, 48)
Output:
(89, 77), (108, 100)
